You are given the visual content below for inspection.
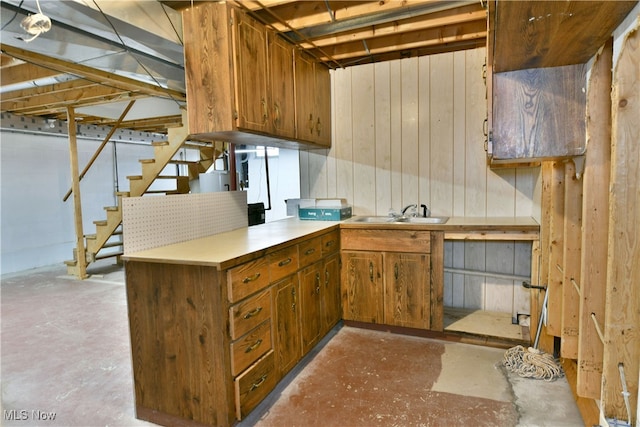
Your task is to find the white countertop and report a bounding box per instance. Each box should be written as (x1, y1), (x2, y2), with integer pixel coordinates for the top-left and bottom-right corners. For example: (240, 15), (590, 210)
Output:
(122, 217), (340, 269)
(123, 215), (539, 269)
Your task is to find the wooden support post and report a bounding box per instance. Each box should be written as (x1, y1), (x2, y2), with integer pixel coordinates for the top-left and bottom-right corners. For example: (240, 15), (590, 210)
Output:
(577, 39), (612, 400)
(535, 161), (555, 354)
(63, 100), (135, 202)
(547, 160), (565, 338)
(602, 28), (639, 423)
(561, 159), (582, 359)
(67, 106), (88, 279)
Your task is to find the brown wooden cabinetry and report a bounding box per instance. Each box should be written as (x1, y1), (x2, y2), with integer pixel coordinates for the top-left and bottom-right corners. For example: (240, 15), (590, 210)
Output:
(124, 227), (341, 427)
(294, 51), (331, 146)
(182, 2), (329, 149)
(273, 275), (300, 377)
(341, 229), (443, 331)
(384, 252), (430, 329)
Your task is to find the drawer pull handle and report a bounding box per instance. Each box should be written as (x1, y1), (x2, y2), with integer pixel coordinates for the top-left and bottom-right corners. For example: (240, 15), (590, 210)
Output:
(325, 270), (329, 286)
(278, 258), (292, 267)
(250, 374), (268, 391)
(245, 338), (263, 353)
(394, 263), (399, 281)
(325, 240), (335, 248)
(242, 273), (261, 283)
(243, 307), (263, 319)
(369, 262), (374, 282)
(315, 273), (321, 294)
(304, 248), (316, 256)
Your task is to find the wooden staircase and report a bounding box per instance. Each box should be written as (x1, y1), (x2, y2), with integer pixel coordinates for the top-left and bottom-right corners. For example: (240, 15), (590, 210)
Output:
(65, 114), (225, 278)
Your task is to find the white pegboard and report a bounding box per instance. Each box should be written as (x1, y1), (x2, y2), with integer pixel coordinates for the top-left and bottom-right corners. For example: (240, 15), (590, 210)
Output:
(122, 191), (248, 254)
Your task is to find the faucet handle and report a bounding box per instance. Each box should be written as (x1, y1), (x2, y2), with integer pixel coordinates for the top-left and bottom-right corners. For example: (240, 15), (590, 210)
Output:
(421, 204), (430, 217)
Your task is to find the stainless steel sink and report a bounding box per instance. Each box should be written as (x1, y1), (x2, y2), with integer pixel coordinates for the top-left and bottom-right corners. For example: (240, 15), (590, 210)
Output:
(347, 216), (449, 224)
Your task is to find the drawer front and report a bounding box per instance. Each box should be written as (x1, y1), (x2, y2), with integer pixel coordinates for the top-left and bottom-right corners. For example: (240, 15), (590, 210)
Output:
(230, 320), (272, 376)
(228, 257), (270, 303)
(269, 245), (299, 282)
(229, 289), (272, 340)
(299, 237), (323, 268)
(321, 230), (340, 255)
(235, 351), (276, 420)
(341, 229), (431, 253)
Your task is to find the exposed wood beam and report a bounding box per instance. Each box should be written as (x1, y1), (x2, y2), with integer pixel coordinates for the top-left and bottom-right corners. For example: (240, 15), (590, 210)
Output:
(299, 4), (486, 48)
(1, 84), (140, 116)
(0, 44), (186, 102)
(311, 20), (486, 61)
(0, 61), (67, 87)
(250, 0), (451, 31)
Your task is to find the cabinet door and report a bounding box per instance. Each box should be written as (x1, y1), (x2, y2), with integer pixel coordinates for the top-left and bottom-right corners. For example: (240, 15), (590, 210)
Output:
(341, 251), (383, 323)
(234, 10), (269, 133)
(268, 31), (296, 139)
(273, 276), (300, 378)
(294, 51), (316, 142)
(321, 252), (341, 334)
(313, 63), (331, 146)
(384, 252), (430, 329)
(299, 261), (323, 354)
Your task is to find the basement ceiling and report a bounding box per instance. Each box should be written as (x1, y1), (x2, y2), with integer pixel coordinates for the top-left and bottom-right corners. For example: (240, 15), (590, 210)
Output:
(0, 0), (487, 134)
(1, 1), (635, 136)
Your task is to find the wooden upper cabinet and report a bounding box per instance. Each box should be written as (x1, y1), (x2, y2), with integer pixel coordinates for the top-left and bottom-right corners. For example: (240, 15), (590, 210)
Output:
(182, 2), (329, 149)
(233, 10), (269, 134)
(268, 32), (296, 139)
(485, 0), (636, 165)
(295, 50), (331, 147)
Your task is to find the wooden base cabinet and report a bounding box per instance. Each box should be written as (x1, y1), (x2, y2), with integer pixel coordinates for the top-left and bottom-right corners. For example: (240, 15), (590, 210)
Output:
(341, 229), (443, 331)
(125, 228), (341, 427)
(384, 252), (430, 329)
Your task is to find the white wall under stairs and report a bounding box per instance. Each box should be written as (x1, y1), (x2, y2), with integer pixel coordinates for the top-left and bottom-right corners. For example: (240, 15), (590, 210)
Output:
(0, 130), (159, 275)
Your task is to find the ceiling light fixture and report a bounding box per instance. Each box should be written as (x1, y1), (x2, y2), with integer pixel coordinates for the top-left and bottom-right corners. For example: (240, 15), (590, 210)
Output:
(19, 0), (51, 43)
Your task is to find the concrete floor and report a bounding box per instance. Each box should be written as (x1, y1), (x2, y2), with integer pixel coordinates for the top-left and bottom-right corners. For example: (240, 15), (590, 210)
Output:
(1, 261), (583, 426)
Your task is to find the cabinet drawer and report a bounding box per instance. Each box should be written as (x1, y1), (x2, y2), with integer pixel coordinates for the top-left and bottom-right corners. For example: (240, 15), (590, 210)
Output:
(321, 230), (340, 255)
(235, 350), (276, 420)
(269, 245), (299, 282)
(341, 229), (431, 253)
(229, 289), (272, 340)
(299, 237), (323, 268)
(228, 257), (270, 303)
(230, 320), (272, 376)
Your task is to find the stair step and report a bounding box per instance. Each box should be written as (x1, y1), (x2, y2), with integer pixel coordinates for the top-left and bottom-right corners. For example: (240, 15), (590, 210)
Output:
(139, 158), (155, 164)
(93, 220), (107, 226)
(104, 206), (119, 212)
(95, 251), (123, 261)
(127, 175), (182, 180)
(152, 141), (169, 147)
(102, 241), (123, 249)
(168, 159), (198, 165)
(116, 191), (130, 197)
(64, 259), (77, 267)
(183, 142), (214, 150)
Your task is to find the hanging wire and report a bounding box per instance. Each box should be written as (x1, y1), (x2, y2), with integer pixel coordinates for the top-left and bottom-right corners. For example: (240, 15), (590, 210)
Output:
(91, 0), (183, 109)
(159, 2), (183, 45)
(1, 0), (24, 30)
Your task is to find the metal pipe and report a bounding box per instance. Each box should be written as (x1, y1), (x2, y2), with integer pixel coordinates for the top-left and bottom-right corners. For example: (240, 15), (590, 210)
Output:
(444, 267), (529, 282)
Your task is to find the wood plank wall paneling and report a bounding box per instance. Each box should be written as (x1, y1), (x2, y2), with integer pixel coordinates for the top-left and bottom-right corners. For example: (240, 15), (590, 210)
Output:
(561, 160), (582, 359)
(547, 161), (565, 337)
(577, 39), (612, 400)
(603, 27), (639, 422)
(300, 47), (540, 317)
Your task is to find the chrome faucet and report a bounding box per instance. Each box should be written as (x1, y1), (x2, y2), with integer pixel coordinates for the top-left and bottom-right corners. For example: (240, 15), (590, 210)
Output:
(401, 204), (418, 217)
